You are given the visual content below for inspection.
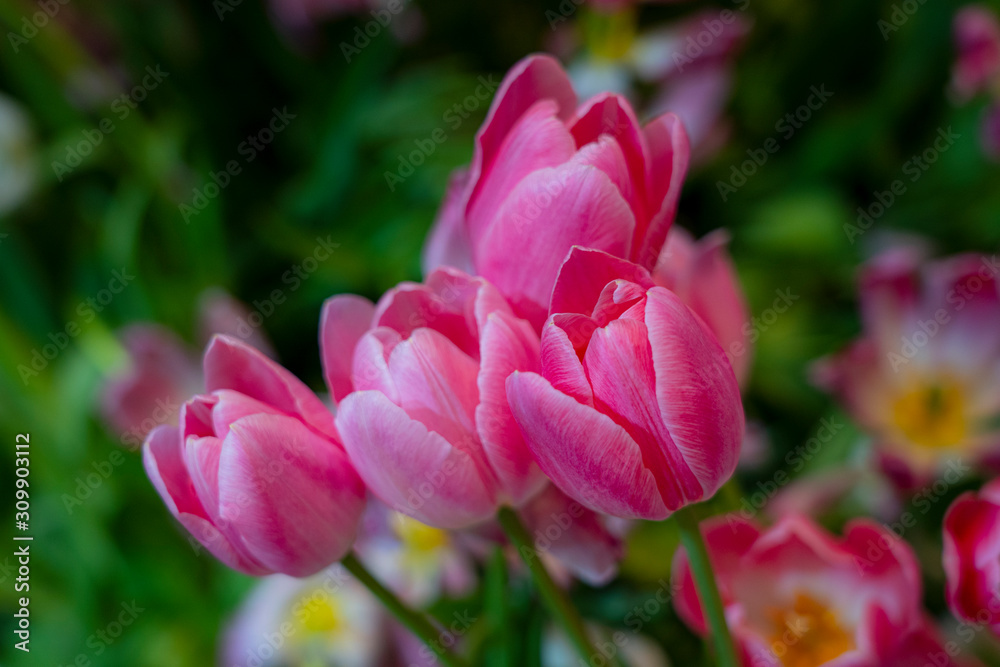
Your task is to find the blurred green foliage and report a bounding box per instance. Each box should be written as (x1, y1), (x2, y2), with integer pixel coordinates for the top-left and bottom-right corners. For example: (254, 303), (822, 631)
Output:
(1, 0), (999, 664)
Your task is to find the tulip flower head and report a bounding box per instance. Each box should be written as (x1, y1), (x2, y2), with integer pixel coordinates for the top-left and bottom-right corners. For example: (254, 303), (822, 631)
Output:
(506, 247), (744, 520)
(324, 267), (546, 529)
(143, 336), (366, 577)
(673, 515), (963, 667)
(422, 53), (691, 329)
(814, 249), (1000, 483)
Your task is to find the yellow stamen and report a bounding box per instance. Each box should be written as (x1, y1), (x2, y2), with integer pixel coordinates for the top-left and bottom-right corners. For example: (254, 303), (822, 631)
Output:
(891, 380), (967, 449)
(766, 593), (855, 667)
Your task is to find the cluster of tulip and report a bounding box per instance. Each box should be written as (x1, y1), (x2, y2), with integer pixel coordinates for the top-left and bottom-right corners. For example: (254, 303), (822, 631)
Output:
(125, 51), (1000, 667)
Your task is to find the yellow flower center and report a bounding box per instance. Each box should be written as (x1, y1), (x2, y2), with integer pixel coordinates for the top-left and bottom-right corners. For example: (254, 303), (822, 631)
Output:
(392, 514), (449, 553)
(582, 7), (637, 60)
(891, 380), (967, 449)
(293, 590), (343, 635)
(766, 593), (855, 667)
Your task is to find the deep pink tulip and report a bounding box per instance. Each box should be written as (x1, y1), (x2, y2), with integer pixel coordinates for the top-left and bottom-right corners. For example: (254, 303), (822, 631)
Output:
(422, 54), (690, 329)
(506, 247), (743, 520)
(944, 478), (1000, 636)
(143, 336), (366, 577)
(323, 268), (546, 529)
(653, 226), (751, 385)
(673, 515), (964, 667)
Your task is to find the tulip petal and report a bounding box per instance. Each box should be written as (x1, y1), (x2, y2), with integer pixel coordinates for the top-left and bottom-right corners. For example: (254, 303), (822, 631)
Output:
(476, 311), (546, 504)
(467, 99), (576, 238)
(640, 113), (690, 269)
(219, 413), (366, 576)
(422, 168), (475, 275)
(476, 164), (635, 328)
(541, 317), (594, 405)
(469, 54), (577, 199)
(584, 317), (704, 510)
(506, 371), (668, 519)
(549, 246), (653, 318)
(337, 391), (497, 529)
(204, 335), (339, 441)
(645, 287), (743, 501)
(320, 294), (376, 403)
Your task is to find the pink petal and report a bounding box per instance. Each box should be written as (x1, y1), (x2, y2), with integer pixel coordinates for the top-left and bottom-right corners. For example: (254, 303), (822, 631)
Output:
(584, 317), (703, 510)
(541, 317), (595, 406)
(320, 294), (376, 402)
(506, 371), (668, 519)
(336, 390), (498, 529)
(422, 168), (475, 275)
(645, 287), (743, 502)
(549, 246), (653, 318)
(468, 54), (577, 202)
(639, 113), (690, 269)
(352, 328), (402, 402)
(204, 335), (339, 441)
(568, 93), (651, 233)
(475, 163), (636, 329)
(209, 389), (283, 436)
(387, 328), (484, 460)
(143, 424), (205, 521)
(219, 413), (366, 576)
(475, 310), (546, 504)
(466, 99), (576, 239)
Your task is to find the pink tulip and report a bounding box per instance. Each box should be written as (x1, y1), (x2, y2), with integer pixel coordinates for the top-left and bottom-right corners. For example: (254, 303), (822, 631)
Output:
(506, 247), (743, 520)
(944, 478), (1000, 636)
(422, 54), (691, 329)
(672, 515), (962, 667)
(143, 335), (366, 577)
(653, 226), (752, 384)
(324, 267), (546, 529)
(813, 248), (1000, 483)
(952, 5), (1000, 101)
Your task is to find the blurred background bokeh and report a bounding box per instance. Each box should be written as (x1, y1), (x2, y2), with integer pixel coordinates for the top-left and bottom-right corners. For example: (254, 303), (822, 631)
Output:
(1, 0), (999, 664)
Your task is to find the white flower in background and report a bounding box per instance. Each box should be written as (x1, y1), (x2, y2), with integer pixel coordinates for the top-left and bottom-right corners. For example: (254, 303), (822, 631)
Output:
(220, 567), (384, 667)
(0, 92), (38, 217)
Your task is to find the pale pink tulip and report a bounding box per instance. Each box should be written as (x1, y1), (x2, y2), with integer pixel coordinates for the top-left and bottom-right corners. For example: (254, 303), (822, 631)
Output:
(144, 335), (366, 577)
(324, 267), (546, 529)
(952, 5), (1000, 101)
(506, 247), (743, 520)
(422, 54), (690, 329)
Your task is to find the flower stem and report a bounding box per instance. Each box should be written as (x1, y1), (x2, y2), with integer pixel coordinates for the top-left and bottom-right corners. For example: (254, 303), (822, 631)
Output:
(673, 505), (740, 667)
(497, 506), (622, 667)
(341, 552), (468, 667)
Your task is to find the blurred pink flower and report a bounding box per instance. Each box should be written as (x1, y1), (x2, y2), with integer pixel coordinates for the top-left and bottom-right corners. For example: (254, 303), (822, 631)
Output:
(325, 267), (546, 529)
(952, 5), (1000, 101)
(653, 226), (752, 384)
(101, 289), (273, 447)
(506, 247), (743, 520)
(944, 478), (1000, 636)
(422, 54), (690, 329)
(814, 248), (1000, 483)
(144, 336), (366, 577)
(673, 514), (966, 666)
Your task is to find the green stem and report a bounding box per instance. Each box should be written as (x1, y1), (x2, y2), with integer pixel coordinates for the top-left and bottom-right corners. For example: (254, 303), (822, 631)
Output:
(497, 506), (623, 667)
(673, 505), (740, 667)
(341, 552), (468, 667)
